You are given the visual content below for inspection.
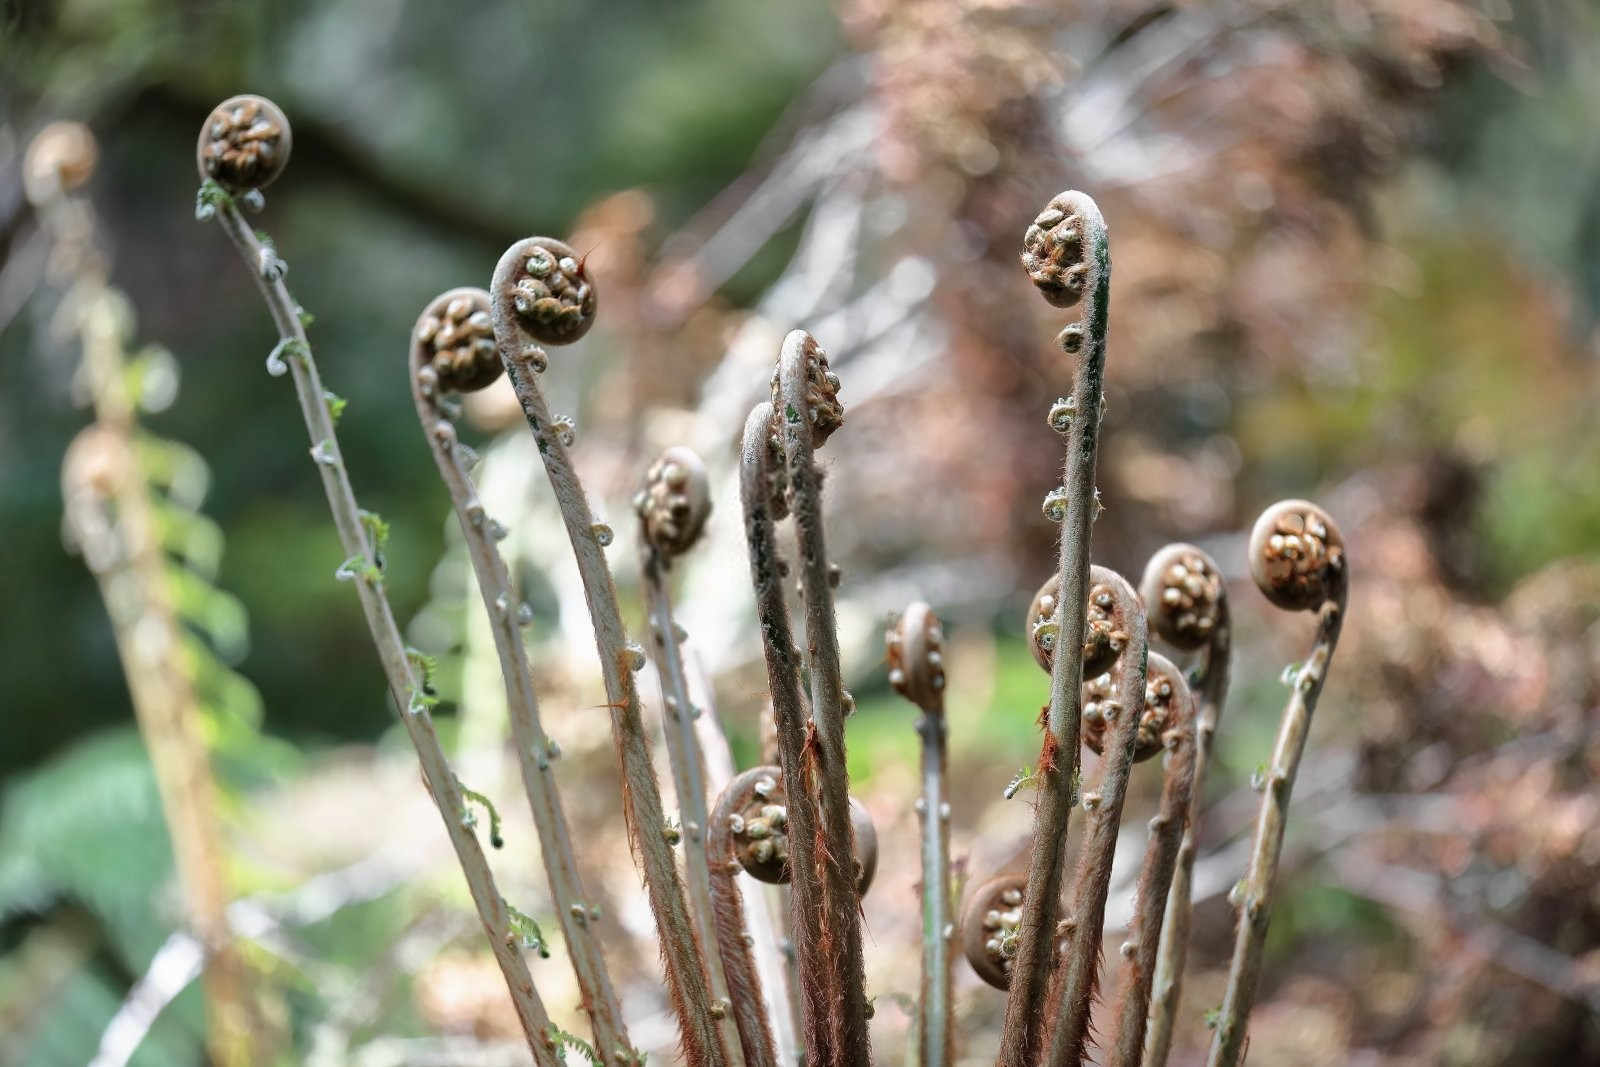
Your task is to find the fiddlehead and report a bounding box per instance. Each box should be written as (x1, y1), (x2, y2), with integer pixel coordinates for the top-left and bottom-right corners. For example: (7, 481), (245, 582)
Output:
(1104, 653), (1197, 1067)
(1000, 190), (1112, 1067)
(887, 602), (952, 1067)
(709, 768), (786, 1067)
(492, 237), (726, 1067)
(1208, 501), (1348, 1067)
(634, 446), (739, 1058)
(960, 869), (1029, 992)
(409, 288), (635, 1063)
(1142, 544), (1231, 1067)
(196, 99), (559, 1065)
(738, 401), (833, 1064)
(1042, 567), (1149, 1067)
(771, 329), (871, 1064)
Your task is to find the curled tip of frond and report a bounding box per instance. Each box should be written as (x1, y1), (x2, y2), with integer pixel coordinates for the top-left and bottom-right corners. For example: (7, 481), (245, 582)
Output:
(849, 796), (878, 897)
(634, 446), (711, 560)
(1248, 499), (1346, 612)
(773, 329), (843, 449)
(716, 766), (793, 885)
(1139, 651), (1194, 761)
(886, 601), (947, 714)
(491, 236), (597, 347)
(1026, 565), (1133, 679)
(197, 95), (291, 193)
(960, 870), (1028, 990)
(412, 288), (500, 396)
(1140, 543), (1227, 652)
(24, 121), (97, 202)
(1020, 190), (1105, 310)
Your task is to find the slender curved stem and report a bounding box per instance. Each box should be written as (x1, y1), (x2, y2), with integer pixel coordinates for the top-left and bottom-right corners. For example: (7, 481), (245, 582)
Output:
(707, 771), (782, 1067)
(1000, 191), (1112, 1066)
(409, 316), (634, 1062)
(1043, 574), (1148, 1067)
(773, 330), (872, 1065)
(1206, 589), (1346, 1067)
(1145, 607), (1231, 1067)
(494, 309), (726, 1067)
(1106, 680), (1197, 1066)
(208, 202), (557, 1065)
(738, 402), (833, 1064)
(688, 657), (803, 1067)
(916, 692), (952, 1067)
(639, 548), (741, 1063)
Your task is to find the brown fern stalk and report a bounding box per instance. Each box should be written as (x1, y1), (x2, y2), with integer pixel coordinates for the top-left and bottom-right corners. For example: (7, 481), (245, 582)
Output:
(771, 329), (872, 1064)
(1042, 568), (1149, 1067)
(634, 446), (742, 1063)
(1000, 189), (1113, 1066)
(491, 237), (727, 1067)
(707, 768), (788, 1067)
(738, 400), (835, 1064)
(408, 288), (635, 1062)
(1207, 501), (1349, 1067)
(886, 603), (953, 1067)
(197, 97), (559, 1065)
(1142, 545), (1231, 1067)
(1104, 654), (1197, 1067)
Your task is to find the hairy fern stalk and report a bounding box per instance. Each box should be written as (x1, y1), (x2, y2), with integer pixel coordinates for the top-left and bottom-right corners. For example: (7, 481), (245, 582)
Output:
(187, 95), (1350, 1065)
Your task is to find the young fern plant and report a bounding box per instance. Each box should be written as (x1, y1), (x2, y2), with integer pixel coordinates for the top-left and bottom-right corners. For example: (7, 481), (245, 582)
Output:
(194, 96), (562, 1065)
(1207, 501), (1348, 1067)
(489, 237), (729, 1067)
(1142, 544), (1230, 1067)
(407, 286), (637, 1063)
(1000, 190), (1114, 1066)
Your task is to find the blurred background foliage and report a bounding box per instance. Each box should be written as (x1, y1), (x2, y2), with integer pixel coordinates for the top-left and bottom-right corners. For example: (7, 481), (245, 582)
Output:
(3, 1), (1599, 1065)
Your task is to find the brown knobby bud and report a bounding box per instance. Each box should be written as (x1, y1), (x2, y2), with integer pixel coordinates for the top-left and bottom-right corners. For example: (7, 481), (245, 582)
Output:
(1140, 543), (1226, 652)
(197, 95), (291, 193)
(24, 122), (97, 202)
(1081, 651), (1189, 763)
(771, 332), (843, 448)
(498, 237), (596, 346)
(960, 871), (1028, 990)
(1248, 500), (1345, 612)
(886, 601), (946, 713)
(413, 288), (501, 394)
(719, 767), (792, 885)
(634, 446), (711, 560)
(1027, 569), (1130, 678)
(1020, 194), (1089, 309)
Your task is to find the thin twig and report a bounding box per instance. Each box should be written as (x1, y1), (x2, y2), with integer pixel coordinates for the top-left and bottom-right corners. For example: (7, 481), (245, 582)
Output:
(1000, 190), (1113, 1066)
(491, 236), (727, 1067)
(408, 287), (634, 1062)
(206, 195), (557, 1065)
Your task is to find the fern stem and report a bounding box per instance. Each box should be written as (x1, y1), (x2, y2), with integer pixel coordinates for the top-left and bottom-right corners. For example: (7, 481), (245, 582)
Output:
(492, 238), (727, 1067)
(639, 547), (742, 1063)
(1105, 657), (1197, 1067)
(208, 201), (558, 1066)
(772, 330), (872, 1064)
(1000, 190), (1112, 1066)
(408, 290), (635, 1063)
(1144, 595), (1230, 1067)
(739, 401), (834, 1064)
(707, 769), (784, 1067)
(689, 658), (803, 1066)
(1207, 586), (1345, 1067)
(1042, 570), (1148, 1067)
